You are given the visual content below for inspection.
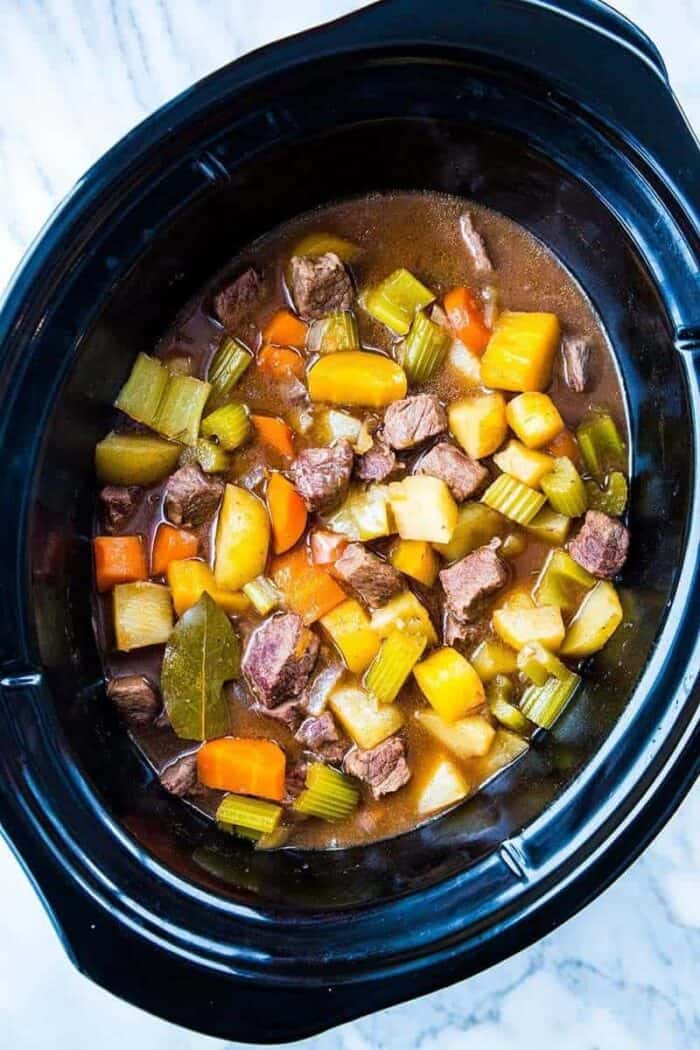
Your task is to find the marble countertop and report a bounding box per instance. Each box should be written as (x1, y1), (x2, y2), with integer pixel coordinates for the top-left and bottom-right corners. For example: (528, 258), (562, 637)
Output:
(0, 2), (698, 1048)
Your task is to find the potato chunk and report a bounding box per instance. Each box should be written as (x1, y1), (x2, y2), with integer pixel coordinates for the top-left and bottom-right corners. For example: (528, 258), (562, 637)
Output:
(481, 311), (560, 391)
(413, 647), (485, 722)
(492, 602), (565, 651)
(329, 684), (403, 749)
(416, 757), (469, 816)
(214, 484), (270, 591)
(506, 392), (565, 448)
(320, 599), (381, 674)
(448, 391), (507, 459)
(415, 710), (496, 759)
(389, 476), (457, 544)
(560, 580), (623, 657)
(493, 440), (555, 489)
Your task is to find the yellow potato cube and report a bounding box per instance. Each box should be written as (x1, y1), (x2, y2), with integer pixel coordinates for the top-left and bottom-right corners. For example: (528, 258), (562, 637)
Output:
(492, 603), (565, 651)
(113, 582), (173, 652)
(481, 311), (561, 392)
(415, 710), (496, 759)
(492, 440), (555, 489)
(389, 538), (439, 586)
(214, 484), (270, 592)
(506, 392), (565, 449)
(413, 647), (485, 722)
(560, 581), (623, 657)
(308, 351), (407, 407)
(320, 599), (381, 674)
(448, 392), (507, 459)
(416, 756), (470, 816)
(470, 637), (519, 681)
(370, 591), (438, 645)
(329, 684), (403, 750)
(167, 559), (249, 617)
(389, 476), (457, 544)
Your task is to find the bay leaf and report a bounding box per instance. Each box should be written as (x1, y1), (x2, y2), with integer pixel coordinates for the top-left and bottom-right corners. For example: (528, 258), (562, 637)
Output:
(161, 592), (239, 741)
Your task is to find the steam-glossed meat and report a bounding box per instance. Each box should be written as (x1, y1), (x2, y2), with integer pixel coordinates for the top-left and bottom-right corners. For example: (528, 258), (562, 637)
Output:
(561, 335), (592, 393)
(159, 752), (199, 797)
(100, 485), (141, 534)
(343, 737), (411, 798)
(163, 464), (224, 527)
(355, 437), (397, 482)
(213, 267), (261, 330)
(569, 510), (629, 578)
(289, 252), (354, 320)
(440, 539), (508, 624)
(415, 442), (489, 501)
(290, 441), (354, 511)
(333, 543), (402, 609)
(106, 675), (159, 727)
(296, 712), (349, 764)
(383, 395), (447, 450)
(242, 612), (319, 708)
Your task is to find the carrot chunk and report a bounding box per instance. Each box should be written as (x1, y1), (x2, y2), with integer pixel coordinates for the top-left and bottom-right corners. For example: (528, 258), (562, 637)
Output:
(197, 737), (286, 801)
(257, 343), (305, 380)
(271, 545), (346, 623)
(93, 535), (147, 592)
(443, 286), (491, 355)
(267, 472), (308, 554)
(250, 414), (296, 458)
(151, 523), (199, 576)
(263, 309), (308, 349)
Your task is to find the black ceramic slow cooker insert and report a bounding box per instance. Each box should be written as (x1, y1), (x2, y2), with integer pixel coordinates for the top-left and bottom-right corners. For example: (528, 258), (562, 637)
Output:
(0, 0), (698, 1042)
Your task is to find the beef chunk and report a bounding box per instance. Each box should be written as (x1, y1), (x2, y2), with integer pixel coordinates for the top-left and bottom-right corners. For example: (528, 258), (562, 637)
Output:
(100, 485), (141, 534)
(561, 335), (592, 393)
(159, 752), (199, 797)
(106, 675), (160, 727)
(440, 539), (508, 624)
(213, 266), (261, 330)
(415, 442), (489, 501)
(443, 612), (482, 649)
(383, 395), (447, 450)
(163, 464), (224, 527)
(355, 437), (397, 482)
(459, 211), (493, 274)
(343, 737), (411, 798)
(568, 510), (629, 578)
(242, 612), (319, 708)
(295, 712), (349, 764)
(290, 440), (354, 512)
(333, 543), (402, 609)
(284, 761), (308, 803)
(289, 252), (354, 320)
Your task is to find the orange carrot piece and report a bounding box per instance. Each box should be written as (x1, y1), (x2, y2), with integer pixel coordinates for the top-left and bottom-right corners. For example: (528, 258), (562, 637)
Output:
(310, 529), (348, 566)
(271, 546), (346, 624)
(197, 737), (286, 801)
(93, 535), (147, 593)
(250, 414), (295, 458)
(257, 343), (305, 380)
(263, 309), (308, 349)
(151, 523), (199, 576)
(547, 428), (583, 469)
(443, 286), (491, 355)
(267, 472), (308, 555)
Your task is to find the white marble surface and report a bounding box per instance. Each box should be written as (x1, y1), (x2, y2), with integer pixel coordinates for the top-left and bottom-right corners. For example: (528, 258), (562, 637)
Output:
(0, 1), (698, 1047)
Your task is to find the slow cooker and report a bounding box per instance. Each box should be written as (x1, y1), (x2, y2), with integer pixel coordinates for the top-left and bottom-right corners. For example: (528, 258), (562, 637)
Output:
(0, 0), (698, 1041)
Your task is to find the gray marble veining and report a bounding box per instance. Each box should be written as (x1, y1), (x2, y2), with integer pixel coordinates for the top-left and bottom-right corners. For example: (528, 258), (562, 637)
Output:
(0, 2), (698, 1048)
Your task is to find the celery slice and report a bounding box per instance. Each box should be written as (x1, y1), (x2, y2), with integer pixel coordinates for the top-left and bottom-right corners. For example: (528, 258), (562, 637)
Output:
(201, 403), (250, 450)
(293, 762), (359, 821)
(362, 269), (435, 335)
(482, 474), (546, 526)
(470, 638), (518, 681)
(516, 642), (568, 686)
(314, 311), (360, 353)
(487, 676), (531, 734)
(114, 352), (170, 427)
(364, 629), (427, 704)
(401, 311), (450, 384)
(95, 431), (180, 485)
(585, 471), (628, 516)
(541, 457), (588, 517)
(500, 531), (527, 558)
(208, 337), (252, 398)
(242, 575), (282, 616)
(525, 506), (571, 545)
(188, 437), (230, 474)
(533, 548), (595, 613)
(433, 502), (505, 562)
(519, 670), (580, 729)
(155, 374), (211, 446)
(576, 410), (626, 475)
(216, 793), (283, 835)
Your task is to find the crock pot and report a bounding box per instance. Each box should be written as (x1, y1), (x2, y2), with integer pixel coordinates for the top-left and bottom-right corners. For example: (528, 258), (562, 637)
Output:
(0, 0), (698, 1041)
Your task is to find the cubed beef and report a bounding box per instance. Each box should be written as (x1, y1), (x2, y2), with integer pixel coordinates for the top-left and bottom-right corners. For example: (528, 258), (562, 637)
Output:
(284, 761), (308, 803)
(295, 711), (349, 764)
(213, 266), (261, 330)
(440, 538), (508, 624)
(459, 212), (494, 274)
(443, 611), (482, 648)
(100, 485), (141, 534)
(415, 442), (489, 501)
(568, 510), (629, 579)
(106, 674), (160, 727)
(159, 752), (199, 797)
(343, 737), (411, 798)
(383, 395), (447, 450)
(333, 543), (402, 609)
(290, 440), (354, 512)
(163, 464), (224, 527)
(355, 437), (397, 482)
(289, 252), (354, 320)
(561, 335), (592, 393)
(242, 612), (319, 708)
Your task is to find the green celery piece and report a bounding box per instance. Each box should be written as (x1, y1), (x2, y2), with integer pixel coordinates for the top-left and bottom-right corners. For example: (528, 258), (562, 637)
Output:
(401, 311), (450, 384)
(533, 548), (595, 613)
(364, 629), (426, 704)
(114, 352), (169, 427)
(200, 402), (250, 450)
(525, 507), (571, 545)
(362, 268), (435, 335)
(516, 642), (568, 686)
(519, 670), (580, 729)
(216, 793), (282, 835)
(585, 471), (628, 516)
(155, 374), (211, 445)
(293, 762), (359, 821)
(242, 575), (282, 616)
(317, 311), (360, 353)
(576, 410), (626, 476)
(482, 473), (546, 526)
(208, 337), (252, 398)
(541, 457), (588, 518)
(487, 676), (532, 735)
